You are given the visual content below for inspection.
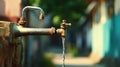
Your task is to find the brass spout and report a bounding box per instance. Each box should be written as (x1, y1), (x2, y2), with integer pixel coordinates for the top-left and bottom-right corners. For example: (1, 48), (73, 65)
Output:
(56, 28), (65, 37)
(56, 20), (71, 37)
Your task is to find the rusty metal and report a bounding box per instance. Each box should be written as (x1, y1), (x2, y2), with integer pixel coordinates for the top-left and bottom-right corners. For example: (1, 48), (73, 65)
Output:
(0, 21), (22, 67)
(18, 16), (26, 25)
(0, 21), (10, 37)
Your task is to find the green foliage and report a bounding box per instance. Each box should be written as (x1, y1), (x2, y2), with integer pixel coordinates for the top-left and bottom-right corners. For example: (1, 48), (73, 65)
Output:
(29, 0), (40, 6)
(67, 45), (79, 57)
(29, 0), (87, 30)
(53, 15), (61, 27)
(39, 0), (87, 29)
(40, 53), (55, 67)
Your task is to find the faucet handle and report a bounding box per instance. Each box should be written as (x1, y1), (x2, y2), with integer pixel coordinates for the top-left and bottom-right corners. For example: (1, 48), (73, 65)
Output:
(61, 20), (71, 29)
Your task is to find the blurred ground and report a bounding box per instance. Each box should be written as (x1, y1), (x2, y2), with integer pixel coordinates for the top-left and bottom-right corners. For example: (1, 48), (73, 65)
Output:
(46, 46), (106, 67)
(53, 54), (105, 67)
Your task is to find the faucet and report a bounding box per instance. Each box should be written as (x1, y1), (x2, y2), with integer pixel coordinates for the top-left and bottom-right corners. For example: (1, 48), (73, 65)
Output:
(10, 20), (71, 38)
(9, 6), (71, 44)
(10, 19), (71, 45)
(56, 20), (71, 37)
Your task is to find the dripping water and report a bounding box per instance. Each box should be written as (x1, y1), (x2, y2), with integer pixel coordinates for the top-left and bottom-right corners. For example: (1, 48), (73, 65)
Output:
(62, 37), (65, 67)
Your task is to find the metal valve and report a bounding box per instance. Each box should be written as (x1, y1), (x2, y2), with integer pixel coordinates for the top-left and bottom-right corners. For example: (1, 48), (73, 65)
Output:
(56, 20), (71, 37)
(61, 20), (71, 29)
